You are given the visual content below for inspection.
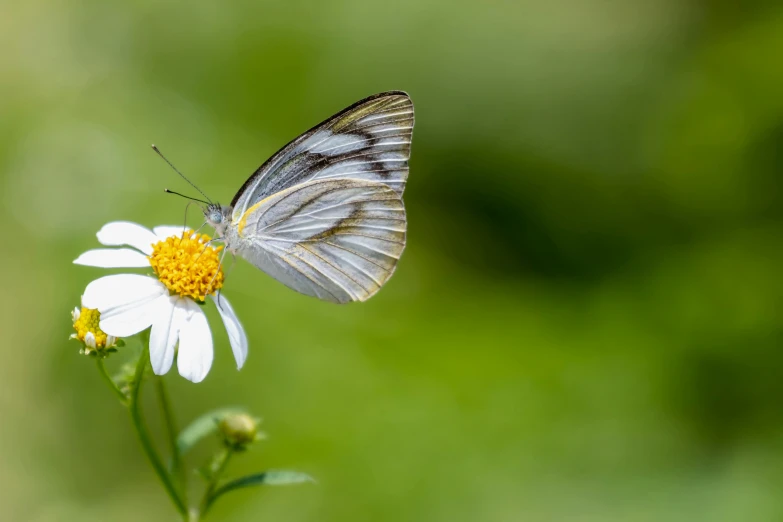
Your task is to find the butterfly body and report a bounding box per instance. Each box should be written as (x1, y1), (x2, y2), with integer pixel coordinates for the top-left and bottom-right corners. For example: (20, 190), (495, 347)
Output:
(203, 92), (414, 304)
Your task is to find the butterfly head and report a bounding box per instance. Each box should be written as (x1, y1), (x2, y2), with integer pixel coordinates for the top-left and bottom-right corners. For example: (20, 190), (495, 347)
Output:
(204, 203), (231, 235)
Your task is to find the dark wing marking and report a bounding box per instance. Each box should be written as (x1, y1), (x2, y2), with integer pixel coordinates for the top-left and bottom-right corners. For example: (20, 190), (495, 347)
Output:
(236, 178), (406, 303)
(231, 92), (413, 222)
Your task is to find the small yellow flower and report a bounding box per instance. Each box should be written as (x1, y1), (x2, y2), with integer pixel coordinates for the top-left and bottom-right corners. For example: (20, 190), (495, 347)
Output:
(70, 306), (119, 355)
(148, 230), (224, 301)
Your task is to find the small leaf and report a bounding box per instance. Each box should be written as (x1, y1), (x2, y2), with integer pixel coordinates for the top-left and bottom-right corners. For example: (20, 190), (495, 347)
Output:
(177, 407), (248, 457)
(205, 448), (231, 477)
(195, 466), (212, 482)
(207, 470), (315, 509)
(249, 470), (315, 486)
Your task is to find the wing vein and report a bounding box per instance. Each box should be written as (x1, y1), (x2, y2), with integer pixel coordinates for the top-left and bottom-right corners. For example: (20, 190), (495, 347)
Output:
(323, 241), (391, 273)
(335, 232), (405, 246)
(299, 244), (364, 298)
(260, 242), (343, 302)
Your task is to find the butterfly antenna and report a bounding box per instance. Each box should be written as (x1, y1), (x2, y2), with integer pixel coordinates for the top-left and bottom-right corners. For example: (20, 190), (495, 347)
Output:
(151, 144), (213, 203)
(163, 188), (210, 205)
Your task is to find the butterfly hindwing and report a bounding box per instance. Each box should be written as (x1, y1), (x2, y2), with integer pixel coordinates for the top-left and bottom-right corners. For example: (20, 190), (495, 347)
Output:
(231, 92), (413, 223)
(234, 178), (406, 303)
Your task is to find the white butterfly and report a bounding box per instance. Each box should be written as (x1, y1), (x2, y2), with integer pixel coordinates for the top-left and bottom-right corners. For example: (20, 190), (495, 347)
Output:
(194, 92), (413, 304)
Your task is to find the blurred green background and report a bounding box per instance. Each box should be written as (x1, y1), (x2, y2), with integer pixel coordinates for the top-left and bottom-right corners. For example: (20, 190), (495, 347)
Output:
(1, 0), (782, 520)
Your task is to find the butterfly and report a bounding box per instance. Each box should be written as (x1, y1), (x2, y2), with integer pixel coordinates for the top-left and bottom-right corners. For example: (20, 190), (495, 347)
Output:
(188, 91), (413, 304)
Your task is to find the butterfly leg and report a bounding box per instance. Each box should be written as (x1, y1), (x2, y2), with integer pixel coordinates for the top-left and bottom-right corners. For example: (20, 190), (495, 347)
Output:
(191, 221), (209, 236)
(195, 237), (224, 262)
(179, 201), (194, 240)
(215, 252), (237, 311)
(206, 245), (230, 306)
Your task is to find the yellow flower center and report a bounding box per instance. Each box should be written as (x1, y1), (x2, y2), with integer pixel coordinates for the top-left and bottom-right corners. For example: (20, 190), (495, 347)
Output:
(148, 230), (224, 301)
(73, 308), (111, 348)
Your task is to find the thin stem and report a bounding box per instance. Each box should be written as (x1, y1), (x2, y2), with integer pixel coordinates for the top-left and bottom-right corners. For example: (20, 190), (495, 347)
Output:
(156, 376), (187, 501)
(96, 358), (127, 404)
(198, 448), (234, 517)
(129, 332), (189, 519)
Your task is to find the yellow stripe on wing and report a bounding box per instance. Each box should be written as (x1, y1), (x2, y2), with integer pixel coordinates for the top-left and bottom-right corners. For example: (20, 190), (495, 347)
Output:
(235, 194), (276, 236)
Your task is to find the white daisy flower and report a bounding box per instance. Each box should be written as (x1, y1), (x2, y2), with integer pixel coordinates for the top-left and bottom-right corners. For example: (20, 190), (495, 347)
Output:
(74, 222), (248, 383)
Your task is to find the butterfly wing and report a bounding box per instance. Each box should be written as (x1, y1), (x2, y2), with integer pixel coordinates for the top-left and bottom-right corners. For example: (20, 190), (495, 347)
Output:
(233, 178), (406, 304)
(231, 91), (413, 222)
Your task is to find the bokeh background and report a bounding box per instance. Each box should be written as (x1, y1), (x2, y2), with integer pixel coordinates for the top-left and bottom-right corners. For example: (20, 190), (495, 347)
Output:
(1, 1), (782, 520)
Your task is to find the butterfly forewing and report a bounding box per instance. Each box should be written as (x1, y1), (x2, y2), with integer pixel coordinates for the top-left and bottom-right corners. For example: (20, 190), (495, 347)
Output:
(235, 178), (406, 304)
(231, 92), (413, 223)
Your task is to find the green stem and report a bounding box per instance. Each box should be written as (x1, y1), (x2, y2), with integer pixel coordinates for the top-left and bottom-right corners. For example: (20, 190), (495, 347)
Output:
(156, 376), (187, 500)
(198, 448), (234, 518)
(129, 331), (188, 519)
(96, 358), (127, 404)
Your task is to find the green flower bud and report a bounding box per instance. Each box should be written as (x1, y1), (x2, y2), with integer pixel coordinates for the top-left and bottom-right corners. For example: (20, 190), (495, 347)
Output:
(219, 413), (262, 450)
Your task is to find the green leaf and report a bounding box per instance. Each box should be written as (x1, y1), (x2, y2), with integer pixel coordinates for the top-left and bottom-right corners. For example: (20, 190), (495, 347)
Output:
(208, 470), (315, 508)
(176, 407), (248, 457)
(196, 465), (212, 482)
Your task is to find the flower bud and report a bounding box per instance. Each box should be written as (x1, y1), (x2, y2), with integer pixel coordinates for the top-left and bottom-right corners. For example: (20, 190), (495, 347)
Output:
(218, 413), (262, 450)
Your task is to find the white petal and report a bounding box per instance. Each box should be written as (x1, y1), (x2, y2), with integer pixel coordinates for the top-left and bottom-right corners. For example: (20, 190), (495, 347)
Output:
(83, 275), (168, 337)
(83, 274), (164, 309)
(74, 248), (150, 268)
(72, 307), (80, 321)
(149, 296), (186, 376)
(177, 300), (213, 383)
(101, 294), (171, 338)
(96, 222), (158, 255)
(209, 294), (248, 369)
(153, 225), (188, 240)
(106, 335), (117, 347)
(84, 332), (97, 349)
